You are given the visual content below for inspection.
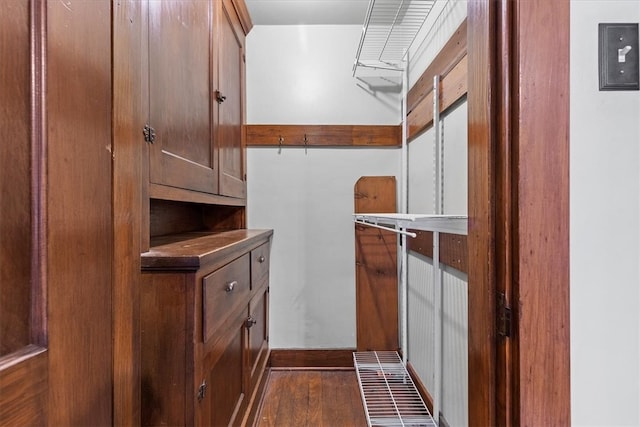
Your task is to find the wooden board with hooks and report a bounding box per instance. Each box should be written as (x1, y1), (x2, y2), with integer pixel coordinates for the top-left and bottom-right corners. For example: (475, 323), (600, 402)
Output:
(245, 124), (401, 147)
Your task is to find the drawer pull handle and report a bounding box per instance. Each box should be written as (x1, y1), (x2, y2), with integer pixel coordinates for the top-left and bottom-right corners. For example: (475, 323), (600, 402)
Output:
(245, 317), (257, 328)
(225, 281), (237, 292)
(258, 255), (266, 263)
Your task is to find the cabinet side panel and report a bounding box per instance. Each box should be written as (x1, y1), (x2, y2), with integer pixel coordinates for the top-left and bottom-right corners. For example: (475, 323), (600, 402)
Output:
(141, 273), (188, 426)
(46, 0), (114, 424)
(113, 0), (145, 423)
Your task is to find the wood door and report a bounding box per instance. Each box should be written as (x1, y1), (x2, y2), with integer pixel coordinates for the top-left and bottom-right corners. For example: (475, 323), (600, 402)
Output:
(247, 287), (268, 392)
(198, 312), (247, 427)
(0, 1), (48, 424)
(148, 0), (218, 195)
(217, 0), (246, 199)
(2, 1), (114, 425)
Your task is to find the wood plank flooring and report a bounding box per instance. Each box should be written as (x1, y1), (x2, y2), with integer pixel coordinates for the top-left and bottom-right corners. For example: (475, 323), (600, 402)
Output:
(256, 370), (367, 427)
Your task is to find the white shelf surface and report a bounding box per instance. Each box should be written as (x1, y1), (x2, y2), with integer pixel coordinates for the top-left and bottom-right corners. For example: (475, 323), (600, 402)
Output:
(354, 213), (468, 236)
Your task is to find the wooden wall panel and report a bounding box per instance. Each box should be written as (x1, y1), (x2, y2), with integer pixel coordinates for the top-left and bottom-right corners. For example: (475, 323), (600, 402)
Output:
(407, 19), (467, 114)
(354, 177), (398, 352)
(406, 19), (468, 141)
(407, 231), (468, 274)
(407, 55), (467, 140)
(47, 1), (113, 424)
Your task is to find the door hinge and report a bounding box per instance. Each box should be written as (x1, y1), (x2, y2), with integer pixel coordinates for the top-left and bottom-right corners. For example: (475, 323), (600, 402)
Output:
(497, 292), (512, 338)
(196, 380), (207, 401)
(143, 125), (156, 143)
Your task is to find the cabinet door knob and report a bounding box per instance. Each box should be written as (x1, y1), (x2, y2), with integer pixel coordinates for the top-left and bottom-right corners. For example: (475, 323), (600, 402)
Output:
(224, 280), (237, 292)
(245, 317), (257, 328)
(215, 91), (226, 104)
(258, 255), (265, 263)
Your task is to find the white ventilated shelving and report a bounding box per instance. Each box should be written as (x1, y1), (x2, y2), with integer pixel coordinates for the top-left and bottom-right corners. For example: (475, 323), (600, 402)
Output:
(354, 213), (468, 236)
(354, 351), (436, 427)
(352, 213), (467, 427)
(352, 1), (467, 426)
(353, 0), (437, 75)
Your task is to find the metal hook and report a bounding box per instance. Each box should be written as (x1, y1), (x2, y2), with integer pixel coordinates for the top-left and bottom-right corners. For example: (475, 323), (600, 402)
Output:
(278, 136), (284, 154)
(303, 134), (308, 154)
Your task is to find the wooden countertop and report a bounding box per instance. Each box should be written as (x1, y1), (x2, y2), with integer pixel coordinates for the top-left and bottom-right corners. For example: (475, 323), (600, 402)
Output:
(141, 229), (273, 271)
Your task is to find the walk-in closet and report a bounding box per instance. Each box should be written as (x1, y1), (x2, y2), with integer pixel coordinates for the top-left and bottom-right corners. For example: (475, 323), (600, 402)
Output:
(2, 0), (639, 426)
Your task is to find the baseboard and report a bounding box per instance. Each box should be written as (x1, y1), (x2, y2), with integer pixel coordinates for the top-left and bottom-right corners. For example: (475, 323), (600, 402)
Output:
(406, 362), (434, 413)
(406, 362), (452, 426)
(269, 348), (356, 368)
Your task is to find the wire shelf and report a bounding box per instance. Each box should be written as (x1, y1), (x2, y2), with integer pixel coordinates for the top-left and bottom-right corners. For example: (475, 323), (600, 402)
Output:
(354, 351), (435, 427)
(353, 213), (468, 236)
(353, 0), (437, 75)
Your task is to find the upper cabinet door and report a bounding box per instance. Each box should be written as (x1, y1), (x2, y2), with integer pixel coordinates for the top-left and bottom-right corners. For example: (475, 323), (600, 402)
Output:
(217, 0), (246, 199)
(148, 0), (218, 194)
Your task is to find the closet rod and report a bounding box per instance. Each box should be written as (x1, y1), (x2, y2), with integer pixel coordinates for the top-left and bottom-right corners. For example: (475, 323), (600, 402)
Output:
(354, 219), (417, 238)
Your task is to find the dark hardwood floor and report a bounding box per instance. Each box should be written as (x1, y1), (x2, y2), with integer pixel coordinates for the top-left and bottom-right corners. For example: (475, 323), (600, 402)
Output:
(255, 369), (367, 427)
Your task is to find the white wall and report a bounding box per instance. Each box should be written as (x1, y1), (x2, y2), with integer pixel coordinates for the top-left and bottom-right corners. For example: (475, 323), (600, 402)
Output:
(246, 26), (399, 124)
(570, 2), (640, 425)
(246, 2), (640, 424)
(246, 25), (401, 348)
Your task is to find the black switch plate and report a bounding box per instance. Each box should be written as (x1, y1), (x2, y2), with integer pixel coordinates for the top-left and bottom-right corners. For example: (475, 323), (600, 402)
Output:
(599, 23), (639, 91)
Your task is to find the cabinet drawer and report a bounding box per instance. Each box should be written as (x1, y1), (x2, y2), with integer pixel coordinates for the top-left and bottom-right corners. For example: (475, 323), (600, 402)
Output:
(251, 242), (270, 288)
(203, 253), (250, 342)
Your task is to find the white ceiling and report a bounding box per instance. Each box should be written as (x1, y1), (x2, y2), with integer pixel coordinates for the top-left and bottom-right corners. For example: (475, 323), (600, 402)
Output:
(245, 0), (370, 25)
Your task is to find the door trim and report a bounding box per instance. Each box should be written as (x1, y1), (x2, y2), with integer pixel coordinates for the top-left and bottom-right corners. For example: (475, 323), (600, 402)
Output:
(467, 0), (571, 424)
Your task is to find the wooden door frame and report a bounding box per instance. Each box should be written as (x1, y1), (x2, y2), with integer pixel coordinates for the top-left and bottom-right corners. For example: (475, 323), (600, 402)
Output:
(468, 0), (571, 425)
(112, 0), (145, 424)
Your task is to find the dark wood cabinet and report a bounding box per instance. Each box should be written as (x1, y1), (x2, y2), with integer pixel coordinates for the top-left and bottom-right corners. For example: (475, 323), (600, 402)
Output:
(200, 309), (247, 427)
(141, 230), (272, 427)
(147, 0), (217, 195)
(146, 0), (249, 202)
(217, 0), (247, 198)
(247, 287), (269, 392)
(137, 1), (257, 424)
